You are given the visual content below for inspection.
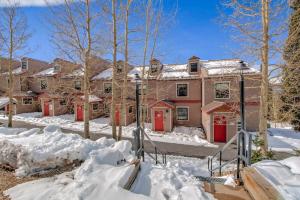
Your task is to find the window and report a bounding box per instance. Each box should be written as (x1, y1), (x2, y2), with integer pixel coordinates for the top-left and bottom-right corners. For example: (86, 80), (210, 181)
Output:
(92, 103), (99, 111)
(40, 80), (47, 90)
(177, 107), (188, 120)
(60, 99), (66, 106)
(177, 84), (188, 97)
(129, 106), (133, 113)
(190, 63), (198, 72)
(150, 65), (158, 73)
(117, 65), (122, 73)
(215, 82), (230, 99)
(54, 64), (61, 71)
(22, 97), (33, 105)
(74, 80), (81, 90)
(104, 83), (112, 94)
(21, 59), (28, 70)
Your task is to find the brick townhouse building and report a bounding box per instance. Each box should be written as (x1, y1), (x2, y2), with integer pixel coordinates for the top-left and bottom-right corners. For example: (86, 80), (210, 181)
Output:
(0, 55), (261, 143)
(91, 56), (261, 143)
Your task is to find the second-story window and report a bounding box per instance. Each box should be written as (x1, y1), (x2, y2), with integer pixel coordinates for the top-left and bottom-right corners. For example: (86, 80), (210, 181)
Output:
(60, 99), (66, 106)
(117, 65), (122, 73)
(104, 83), (112, 94)
(41, 80), (48, 90)
(190, 63), (198, 72)
(54, 64), (61, 72)
(215, 82), (230, 99)
(21, 59), (28, 70)
(128, 106), (133, 113)
(177, 83), (188, 97)
(92, 103), (99, 111)
(74, 80), (81, 90)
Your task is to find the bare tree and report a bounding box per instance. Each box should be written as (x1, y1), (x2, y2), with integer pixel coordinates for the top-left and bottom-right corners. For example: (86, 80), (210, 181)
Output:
(0, 1), (30, 127)
(49, 0), (103, 138)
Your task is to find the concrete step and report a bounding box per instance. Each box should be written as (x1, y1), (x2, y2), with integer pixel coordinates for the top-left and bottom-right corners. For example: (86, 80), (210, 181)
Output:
(204, 182), (252, 200)
(241, 167), (284, 200)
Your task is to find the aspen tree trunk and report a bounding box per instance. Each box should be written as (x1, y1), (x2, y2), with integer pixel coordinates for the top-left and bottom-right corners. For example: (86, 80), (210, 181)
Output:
(8, 12), (14, 127)
(118, 0), (132, 141)
(83, 0), (92, 139)
(111, 0), (117, 140)
(259, 0), (269, 154)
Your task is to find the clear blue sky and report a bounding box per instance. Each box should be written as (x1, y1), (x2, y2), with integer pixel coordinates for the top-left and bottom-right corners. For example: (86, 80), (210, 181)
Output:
(21, 0), (237, 64)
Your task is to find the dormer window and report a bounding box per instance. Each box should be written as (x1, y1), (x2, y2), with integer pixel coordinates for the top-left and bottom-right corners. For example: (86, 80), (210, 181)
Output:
(117, 65), (122, 73)
(21, 59), (28, 70)
(190, 63), (198, 72)
(151, 65), (158, 73)
(54, 64), (61, 72)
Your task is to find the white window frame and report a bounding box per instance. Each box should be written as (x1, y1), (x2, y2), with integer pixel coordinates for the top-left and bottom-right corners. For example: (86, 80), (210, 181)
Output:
(54, 64), (61, 72)
(176, 106), (189, 121)
(214, 81), (230, 100)
(189, 62), (198, 73)
(103, 82), (112, 94)
(74, 80), (81, 90)
(40, 79), (48, 90)
(92, 103), (99, 112)
(21, 59), (28, 70)
(22, 97), (33, 105)
(150, 64), (158, 73)
(176, 83), (189, 97)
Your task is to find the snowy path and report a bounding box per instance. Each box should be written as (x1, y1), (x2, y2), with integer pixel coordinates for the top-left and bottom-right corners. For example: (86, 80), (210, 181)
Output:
(0, 118), (237, 160)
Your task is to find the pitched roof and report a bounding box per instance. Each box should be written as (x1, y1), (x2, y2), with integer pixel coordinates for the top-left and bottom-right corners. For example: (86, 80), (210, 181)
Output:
(202, 101), (227, 113)
(0, 97), (17, 108)
(150, 99), (175, 109)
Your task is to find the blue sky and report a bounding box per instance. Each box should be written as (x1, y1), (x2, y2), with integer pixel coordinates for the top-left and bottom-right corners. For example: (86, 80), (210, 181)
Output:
(20, 0), (237, 64)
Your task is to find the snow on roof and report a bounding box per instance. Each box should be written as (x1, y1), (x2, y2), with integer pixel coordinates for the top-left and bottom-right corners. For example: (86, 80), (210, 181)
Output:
(32, 67), (57, 77)
(2, 67), (24, 76)
(0, 97), (17, 108)
(92, 68), (112, 80)
(80, 95), (102, 102)
(202, 60), (260, 76)
(159, 64), (199, 80)
(63, 68), (84, 78)
(269, 76), (282, 85)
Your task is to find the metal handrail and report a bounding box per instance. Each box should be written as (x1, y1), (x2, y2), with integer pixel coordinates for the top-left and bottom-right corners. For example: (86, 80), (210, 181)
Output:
(142, 129), (167, 164)
(208, 130), (253, 179)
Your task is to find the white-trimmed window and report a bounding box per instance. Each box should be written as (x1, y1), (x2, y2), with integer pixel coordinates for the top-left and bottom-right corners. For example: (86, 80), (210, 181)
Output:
(92, 103), (99, 111)
(54, 64), (61, 71)
(190, 63), (198, 73)
(22, 97), (33, 105)
(117, 65), (123, 73)
(74, 80), (81, 90)
(104, 83), (112, 94)
(150, 64), (158, 73)
(40, 80), (48, 90)
(177, 83), (188, 97)
(21, 59), (28, 70)
(215, 82), (230, 99)
(177, 107), (189, 120)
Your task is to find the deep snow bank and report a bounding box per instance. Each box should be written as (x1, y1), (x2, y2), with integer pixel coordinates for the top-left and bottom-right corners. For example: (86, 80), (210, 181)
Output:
(0, 125), (128, 176)
(253, 156), (300, 200)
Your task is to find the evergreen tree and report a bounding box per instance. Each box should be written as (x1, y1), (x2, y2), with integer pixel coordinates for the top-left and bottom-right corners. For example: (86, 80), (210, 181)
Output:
(282, 0), (300, 131)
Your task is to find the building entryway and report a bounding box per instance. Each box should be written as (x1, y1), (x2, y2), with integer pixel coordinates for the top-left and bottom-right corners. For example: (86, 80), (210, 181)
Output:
(44, 101), (50, 116)
(214, 115), (227, 142)
(154, 110), (164, 131)
(77, 105), (83, 121)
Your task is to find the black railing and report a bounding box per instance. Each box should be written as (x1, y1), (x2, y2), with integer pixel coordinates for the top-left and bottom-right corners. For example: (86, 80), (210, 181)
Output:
(208, 130), (253, 179)
(133, 127), (167, 165)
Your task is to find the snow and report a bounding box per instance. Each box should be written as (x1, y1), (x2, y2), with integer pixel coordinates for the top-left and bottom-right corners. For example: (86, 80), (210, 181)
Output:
(0, 125), (118, 176)
(0, 97), (17, 108)
(92, 68), (112, 80)
(253, 156), (300, 200)
(224, 175), (236, 187)
(64, 68), (84, 77)
(2, 126), (213, 200)
(2, 67), (24, 75)
(32, 67), (57, 77)
(0, 113), (217, 147)
(267, 127), (300, 153)
(159, 64), (199, 80)
(80, 95), (102, 102)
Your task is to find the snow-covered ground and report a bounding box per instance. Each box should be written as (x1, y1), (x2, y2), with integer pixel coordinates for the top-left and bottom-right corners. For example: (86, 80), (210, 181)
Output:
(0, 112), (217, 147)
(268, 128), (300, 153)
(253, 156), (300, 200)
(0, 126), (214, 200)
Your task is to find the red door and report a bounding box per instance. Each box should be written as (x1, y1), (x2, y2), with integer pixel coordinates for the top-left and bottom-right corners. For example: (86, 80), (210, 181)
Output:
(154, 111), (164, 131)
(44, 102), (50, 116)
(214, 115), (227, 142)
(115, 109), (120, 126)
(77, 105), (83, 121)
